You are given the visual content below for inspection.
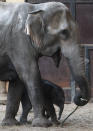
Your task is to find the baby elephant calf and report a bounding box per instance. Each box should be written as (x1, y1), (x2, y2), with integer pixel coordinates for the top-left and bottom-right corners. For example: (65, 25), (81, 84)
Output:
(20, 80), (65, 124)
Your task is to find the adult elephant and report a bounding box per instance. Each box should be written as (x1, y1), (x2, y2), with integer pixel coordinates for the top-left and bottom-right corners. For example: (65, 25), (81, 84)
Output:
(0, 1), (91, 127)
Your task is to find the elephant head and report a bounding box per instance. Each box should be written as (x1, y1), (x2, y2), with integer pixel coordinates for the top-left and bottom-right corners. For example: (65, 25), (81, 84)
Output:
(25, 2), (91, 106)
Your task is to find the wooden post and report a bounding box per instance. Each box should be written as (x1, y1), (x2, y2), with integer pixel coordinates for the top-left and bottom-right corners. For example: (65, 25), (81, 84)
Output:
(0, 81), (6, 94)
(5, 82), (9, 93)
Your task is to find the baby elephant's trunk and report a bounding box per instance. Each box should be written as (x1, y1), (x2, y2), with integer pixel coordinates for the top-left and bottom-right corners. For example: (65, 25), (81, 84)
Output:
(58, 106), (64, 120)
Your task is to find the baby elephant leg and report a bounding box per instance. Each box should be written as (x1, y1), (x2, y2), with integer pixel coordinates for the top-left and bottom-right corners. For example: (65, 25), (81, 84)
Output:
(2, 79), (24, 126)
(20, 88), (32, 124)
(45, 102), (59, 125)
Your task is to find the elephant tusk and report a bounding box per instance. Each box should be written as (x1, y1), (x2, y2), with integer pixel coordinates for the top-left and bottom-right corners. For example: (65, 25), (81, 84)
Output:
(25, 24), (30, 35)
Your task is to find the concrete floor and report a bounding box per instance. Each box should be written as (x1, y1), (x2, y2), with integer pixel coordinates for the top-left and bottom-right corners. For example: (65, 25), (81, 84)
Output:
(0, 101), (93, 131)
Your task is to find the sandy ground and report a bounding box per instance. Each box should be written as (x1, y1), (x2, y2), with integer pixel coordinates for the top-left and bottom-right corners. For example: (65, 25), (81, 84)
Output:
(0, 103), (93, 131)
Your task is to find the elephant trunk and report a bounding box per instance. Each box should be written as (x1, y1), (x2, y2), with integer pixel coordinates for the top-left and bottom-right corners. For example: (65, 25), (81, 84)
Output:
(73, 75), (90, 106)
(62, 44), (91, 106)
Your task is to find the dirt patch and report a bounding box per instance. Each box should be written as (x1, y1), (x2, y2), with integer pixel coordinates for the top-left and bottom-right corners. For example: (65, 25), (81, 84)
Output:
(0, 103), (93, 131)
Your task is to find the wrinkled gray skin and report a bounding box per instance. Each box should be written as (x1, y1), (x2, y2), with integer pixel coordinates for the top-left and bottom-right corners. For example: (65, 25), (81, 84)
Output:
(0, 2), (91, 127)
(20, 79), (65, 124)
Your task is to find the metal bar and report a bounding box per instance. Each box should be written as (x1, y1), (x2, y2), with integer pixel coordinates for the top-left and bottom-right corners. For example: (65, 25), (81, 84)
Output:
(81, 44), (93, 49)
(76, 2), (93, 4)
(81, 44), (93, 81)
(85, 47), (90, 82)
(87, 46), (93, 49)
(81, 44), (93, 47)
(71, 76), (76, 102)
(70, 0), (76, 102)
(76, 0), (93, 4)
(81, 44), (93, 90)
(70, 0), (76, 20)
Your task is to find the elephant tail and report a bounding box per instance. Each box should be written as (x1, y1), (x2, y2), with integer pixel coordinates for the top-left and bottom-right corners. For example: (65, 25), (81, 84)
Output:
(58, 105), (64, 120)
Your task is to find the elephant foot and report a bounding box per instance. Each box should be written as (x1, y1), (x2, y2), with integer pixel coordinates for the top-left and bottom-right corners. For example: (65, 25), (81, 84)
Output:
(32, 117), (52, 127)
(20, 117), (27, 124)
(20, 118), (31, 125)
(2, 118), (20, 126)
(52, 120), (60, 125)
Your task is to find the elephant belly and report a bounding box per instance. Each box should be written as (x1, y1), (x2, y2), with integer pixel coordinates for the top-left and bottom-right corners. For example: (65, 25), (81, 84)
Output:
(0, 55), (18, 81)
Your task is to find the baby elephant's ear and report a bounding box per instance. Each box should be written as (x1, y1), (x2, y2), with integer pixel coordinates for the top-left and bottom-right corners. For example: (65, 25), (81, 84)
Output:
(25, 10), (45, 48)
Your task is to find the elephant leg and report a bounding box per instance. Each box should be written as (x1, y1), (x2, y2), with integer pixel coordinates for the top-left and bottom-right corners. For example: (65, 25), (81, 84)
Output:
(49, 105), (59, 125)
(20, 88), (32, 124)
(2, 79), (23, 126)
(8, 35), (52, 127)
(45, 102), (59, 125)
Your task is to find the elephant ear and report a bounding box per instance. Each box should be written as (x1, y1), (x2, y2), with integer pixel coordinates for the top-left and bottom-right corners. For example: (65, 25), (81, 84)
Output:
(25, 10), (44, 49)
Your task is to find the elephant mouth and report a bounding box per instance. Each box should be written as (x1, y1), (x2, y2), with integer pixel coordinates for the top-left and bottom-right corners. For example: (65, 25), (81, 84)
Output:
(52, 48), (62, 67)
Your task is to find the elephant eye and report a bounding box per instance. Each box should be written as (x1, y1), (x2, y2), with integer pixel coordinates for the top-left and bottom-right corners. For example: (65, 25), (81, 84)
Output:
(60, 29), (70, 40)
